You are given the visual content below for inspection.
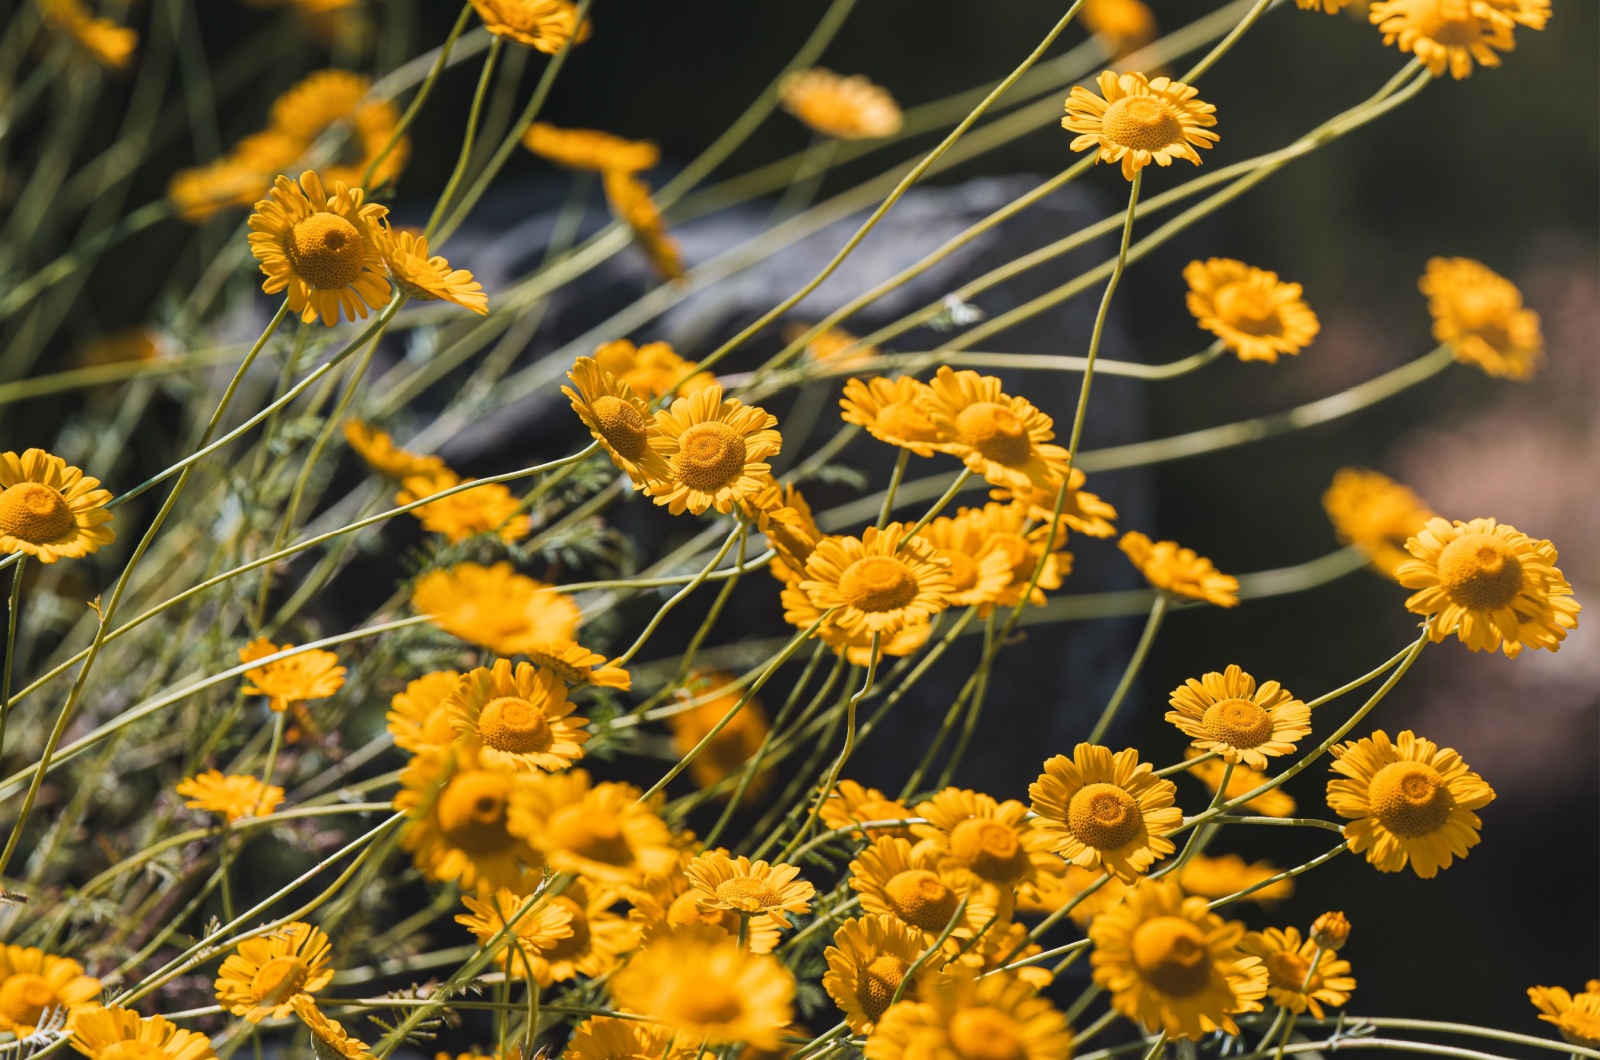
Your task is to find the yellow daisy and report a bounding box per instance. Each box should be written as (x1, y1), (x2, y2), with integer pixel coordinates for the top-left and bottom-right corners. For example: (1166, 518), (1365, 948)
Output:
(67, 1007), (213, 1060)
(1083, 0), (1159, 56)
(1239, 927), (1355, 1018)
(921, 367), (1071, 492)
(1029, 744), (1181, 882)
(247, 171), (391, 327)
(783, 584), (936, 667)
(1177, 854), (1293, 905)
(377, 229), (488, 314)
(1165, 665), (1311, 770)
(455, 886), (573, 985)
(778, 68), (903, 140)
(912, 788), (1060, 904)
(800, 522), (952, 638)
(970, 502), (1070, 615)
(468, 0), (589, 52)
(1119, 531), (1238, 606)
(397, 471), (531, 545)
(507, 768), (679, 885)
(592, 339), (715, 399)
(1089, 877), (1267, 1039)
(1395, 517), (1579, 657)
(1369, 0), (1520, 79)
(791, 323), (879, 369)
(386, 670), (464, 754)
(36, 0), (135, 69)
(1184, 258), (1321, 363)
(343, 420), (446, 480)
(563, 1017), (697, 1060)
(214, 922), (334, 1022)
(1296, 0), (1361, 11)
(266, 70), (410, 190)
(395, 752), (541, 891)
(758, 480), (823, 585)
(1529, 982), (1600, 1048)
(461, 884), (635, 987)
(522, 124), (660, 173)
(0, 946), (101, 1036)
(412, 561), (582, 656)
(1063, 70), (1218, 181)
(665, 670), (773, 799)
(647, 385), (782, 515)
(563, 356), (674, 488)
(627, 851), (784, 954)
(239, 638), (346, 714)
(820, 780), (916, 841)
(608, 925), (794, 1048)
(603, 171), (684, 282)
(1186, 750), (1296, 817)
(1322, 468), (1437, 578)
(0, 449), (115, 563)
(990, 467), (1119, 538)
(921, 509), (1015, 609)
(848, 836), (997, 948)
(75, 326), (165, 369)
(685, 851), (815, 930)
(840, 376), (943, 457)
(168, 127), (306, 224)
(445, 659), (588, 772)
(290, 995), (373, 1060)
(1419, 256), (1544, 379)
(823, 914), (945, 1034)
(867, 968), (1074, 1060)
(1326, 728), (1495, 878)
(520, 639), (631, 690)
(175, 770), (285, 824)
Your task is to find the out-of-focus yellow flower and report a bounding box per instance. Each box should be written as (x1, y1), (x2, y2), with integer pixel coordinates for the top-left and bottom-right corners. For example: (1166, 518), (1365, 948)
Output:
(394, 751), (540, 891)
(267, 70), (409, 190)
(646, 385), (781, 516)
(469, 0), (589, 52)
(1296, 0), (1362, 12)
(67, 1007), (214, 1060)
(1063, 70), (1217, 181)
(1166, 665), (1311, 770)
(522, 123), (659, 173)
(386, 670), (463, 753)
(1184, 258), (1320, 363)
(0, 947), (101, 1036)
(76, 326), (167, 368)
(413, 561), (583, 657)
(1014, 863), (1130, 926)
(1323, 468), (1437, 578)
(508, 769), (678, 885)
(455, 886), (572, 985)
(175, 770), (285, 824)
(1369, 0), (1535, 80)
(0, 449), (115, 563)
(1120, 531), (1238, 606)
(36, 0), (136, 69)
(921, 508), (1015, 609)
(969, 502), (1072, 615)
(789, 323), (879, 369)
(248, 171), (391, 327)
(1178, 853), (1294, 905)
(397, 469), (531, 544)
(344, 420), (447, 481)
(866, 968), (1074, 1060)
(1240, 926), (1356, 1018)
(1029, 744), (1181, 882)
(213, 922), (334, 1022)
(239, 637), (345, 714)
(665, 671), (773, 798)
(592, 339), (715, 399)
(819, 780), (915, 841)
(603, 171), (684, 281)
(1083, 0), (1159, 57)
(1186, 750), (1296, 817)
(563, 1017), (697, 1060)
(1419, 256), (1544, 379)
(779, 68), (902, 140)
(608, 925), (795, 1048)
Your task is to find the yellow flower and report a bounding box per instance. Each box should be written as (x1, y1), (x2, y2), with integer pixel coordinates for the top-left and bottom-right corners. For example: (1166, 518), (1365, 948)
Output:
(1529, 982), (1600, 1048)
(1165, 665), (1311, 770)
(1063, 70), (1218, 181)
(801, 523), (952, 639)
(0, 449), (115, 563)
(603, 171), (684, 282)
(1322, 468), (1437, 578)
(1326, 728), (1495, 878)
(1090, 878), (1267, 1039)
(68, 1007), (214, 1060)
(397, 470), (531, 545)
(290, 995), (373, 1060)
(778, 68), (903, 140)
(990, 467), (1119, 539)
(0, 946), (101, 1036)
(922, 368), (1071, 493)
(627, 851), (784, 954)
(912, 788), (1060, 905)
(1028, 745), (1181, 882)
(1177, 854), (1293, 905)
(1185, 750), (1295, 817)
(1238, 927), (1354, 1018)
(1119, 531), (1238, 606)
(522, 123), (660, 173)
(969, 502), (1071, 615)
(1396, 516), (1579, 657)
(76, 326), (165, 368)
(343, 420), (446, 480)
(1015, 864), (1130, 926)
(36, 0), (135, 69)
(1184, 258), (1320, 363)
(964, 920), (1057, 988)
(520, 639), (631, 690)
(592, 339), (715, 399)
(823, 914), (945, 1034)
(848, 836), (998, 950)
(783, 584), (935, 667)
(820, 780), (915, 841)
(455, 886), (571, 985)
(239, 638), (345, 714)
(840, 376), (943, 457)
(213, 922), (334, 1022)
(377, 229), (488, 314)
(267, 70), (410, 190)
(646, 385), (782, 515)
(169, 152), (293, 224)
(248, 171), (391, 326)
(758, 480), (823, 585)
(445, 659), (587, 772)
(469, 0), (589, 50)
(921, 509), (1015, 609)
(563, 356), (673, 488)
(1083, 0), (1159, 56)
(386, 670), (463, 753)
(564, 1017), (697, 1060)
(461, 883), (636, 985)
(412, 561), (582, 656)
(175, 770), (285, 824)
(685, 851), (815, 930)
(867, 968), (1074, 1060)
(791, 323), (879, 369)
(609, 925), (795, 1047)
(665, 670), (773, 799)
(507, 769), (679, 885)
(395, 753), (541, 891)
(1419, 256), (1544, 378)
(1309, 911), (1351, 951)
(1369, 0), (1522, 79)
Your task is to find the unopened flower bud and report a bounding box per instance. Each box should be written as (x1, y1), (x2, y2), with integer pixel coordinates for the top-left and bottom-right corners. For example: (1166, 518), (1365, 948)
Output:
(1310, 910), (1351, 951)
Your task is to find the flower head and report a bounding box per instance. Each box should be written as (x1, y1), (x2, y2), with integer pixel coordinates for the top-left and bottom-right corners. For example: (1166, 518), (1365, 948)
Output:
(783, 585), (934, 667)
(1029, 744), (1181, 882)
(664, 671), (773, 799)
(454, 887), (575, 985)
(791, 323), (879, 368)
(1166, 665), (1311, 770)
(801, 523), (951, 640)
(1186, 750), (1295, 817)
(446, 659), (588, 772)
(1177, 854), (1293, 905)
(1322, 468), (1437, 578)
(507, 769), (679, 885)
(912, 788), (1060, 909)
(1295, 0), (1361, 11)
(175, 770), (285, 824)
(1529, 982), (1600, 1048)
(0, 449), (115, 563)
(968, 502), (1071, 615)
(685, 851), (815, 930)
(413, 562), (582, 656)
(1419, 256), (1544, 379)
(1119, 531), (1238, 606)
(990, 467), (1119, 538)
(647, 385), (782, 515)
(469, 0), (589, 52)
(519, 640), (631, 690)
(1369, 0), (1523, 80)
(290, 995), (373, 1060)
(213, 922), (334, 1022)
(779, 69), (903, 140)
(395, 753), (541, 891)
(239, 638), (345, 714)
(522, 124), (659, 173)
(563, 356), (673, 488)
(592, 339), (714, 399)
(0, 946), (101, 1036)
(386, 670), (463, 753)
(1309, 911), (1351, 952)
(1184, 259), (1320, 363)
(824, 914), (945, 1034)
(604, 171), (684, 281)
(921, 509), (1016, 609)
(248, 171), (391, 326)
(1063, 70), (1218, 181)
(68, 1007), (214, 1060)
(1083, 0), (1159, 56)
(564, 1017), (697, 1060)
(820, 780), (915, 841)
(1015, 864), (1130, 927)
(1238, 927), (1355, 1018)
(848, 836), (997, 948)
(267, 70), (409, 190)
(840, 376), (942, 457)
(922, 368), (1071, 492)
(608, 925), (795, 1048)
(344, 421), (446, 480)
(398, 470), (531, 545)
(758, 480), (823, 585)
(37, 0), (135, 69)
(377, 229), (488, 314)
(627, 851), (784, 954)
(867, 968), (1074, 1060)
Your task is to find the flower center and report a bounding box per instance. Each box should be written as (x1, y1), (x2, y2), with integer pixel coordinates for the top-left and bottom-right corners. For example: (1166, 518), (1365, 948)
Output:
(672, 981), (745, 1026)
(674, 421), (748, 492)
(875, 401), (939, 444)
(1267, 951), (1314, 993)
(545, 804), (633, 867)
(1066, 782), (1143, 850)
(954, 403), (1032, 466)
(714, 876), (783, 912)
(938, 549), (979, 593)
(250, 955), (310, 1004)
(1200, 698), (1276, 750)
(1101, 95), (1184, 152)
(1213, 282), (1281, 334)
(949, 1008), (1027, 1060)
(838, 556), (920, 613)
(434, 770), (515, 854)
(286, 212), (366, 290)
(1435, 532), (1523, 611)
(543, 896), (591, 960)
(1131, 916), (1213, 997)
(666, 891), (741, 935)
(1422, 0), (1484, 45)
(591, 395), (649, 459)
(1366, 760), (1453, 837)
(0, 975), (59, 1027)
(476, 696), (555, 755)
(0, 482), (76, 544)
(858, 955), (912, 1023)
(101, 1044), (171, 1060)
(883, 869), (960, 932)
(948, 818), (1030, 884)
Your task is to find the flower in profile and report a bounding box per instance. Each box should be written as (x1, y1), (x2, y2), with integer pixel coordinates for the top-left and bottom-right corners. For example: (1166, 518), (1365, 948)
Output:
(395, 753), (541, 890)
(1309, 911), (1351, 952)
(1178, 854), (1293, 905)
(1083, 0), (1159, 57)
(377, 229), (488, 314)
(412, 561), (582, 656)
(563, 356), (673, 488)
(468, 0), (589, 52)
(248, 171), (391, 326)
(454, 887), (581, 985)
(664, 671), (773, 799)
(1395, 517), (1579, 657)
(1186, 750), (1296, 817)
(522, 124), (660, 173)
(386, 670), (463, 753)
(608, 925), (795, 1048)
(175, 770), (285, 824)
(801, 523), (951, 639)
(1528, 982), (1600, 1048)
(1029, 744), (1181, 882)
(67, 1007), (214, 1060)
(823, 915), (945, 1034)
(603, 171), (684, 281)
(819, 780), (915, 841)
(912, 788), (1059, 908)
(564, 1017), (696, 1060)
(1119, 531), (1239, 606)
(507, 769), (679, 885)
(0, 946), (101, 1036)
(0, 449), (115, 563)
(343, 421), (446, 481)
(1184, 259), (1320, 363)
(397, 470), (531, 544)
(1326, 728), (1495, 878)
(1063, 70), (1218, 180)
(627, 851), (784, 954)
(214, 922), (334, 1022)
(922, 509), (1015, 609)
(36, 0), (136, 69)
(446, 659), (588, 772)
(592, 339), (715, 399)
(1368, 0), (1521, 80)
(1419, 256), (1544, 379)
(520, 640), (631, 690)
(867, 968), (1074, 1060)
(1323, 468), (1437, 578)
(1165, 665), (1311, 770)
(169, 148), (298, 223)
(647, 385), (781, 515)
(991, 467), (1119, 538)
(922, 368), (1071, 492)
(779, 68), (903, 140)
(239, 638), (345, 714)
(839, 376), (943, 457)
(290, 995), (373, 1060)
(685, 852), (815, 929)
(783, 585), (934, 667)
(848, 836), (996, 948)
(1239, 927), (1355, 1018)
(757, 480), (823, 585)
(1090, 877), (1267, 1039)
(964, 921), (1057, 988)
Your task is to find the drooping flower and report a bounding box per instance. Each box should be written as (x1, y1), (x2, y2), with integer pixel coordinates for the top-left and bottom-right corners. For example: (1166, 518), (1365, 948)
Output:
(1165, 665), (1311, 770)
(1419, 256), (1544, 379)
(607, 925), (795, 1048)
(1119, 531), (1238, 606)
(397, 470), (531, 545)
(343, 421), (446, 481)
(67, 1007), (214, 1060)
(922, 509), (1016, 609)
(377, 229), (488, 314)
(823, 915), (945, 1034)
(170, 152), (297, 223)
(1528, 982), (1600, 1049)
(395, 752), (541, 891)
(778, 69), (903, 140)
(175, 770), (285, 824)
(386, 670), (464, 753)
(757, 480), (823, 585)
(507, 769), (679, 885)
(563, 1017), (697, 1060)
(445, 659), (588, 772)
(801, 523), (952, 639)
(1186, 750), (1296, 817)
(468, 0), (589, 52)
(1014, 864), (1130, 927)
(1184, 258), (1320, 363)
(1326, 729), (1495, 878)
(1369, 0), (1522, 80)
(592, 339), (715, 399)
(1177, 854), (1293, 905)
(685, 852), (815, 930)
(921, 368), (1071, 492)
(248, 171), (391, 326)
(239, 638), (346, 714)
(840, 376), (942, 457)
(0, 449), (115, 563)
(990, 467), (1119, 538)
(1322, 468), (1437, 578)
(1063, 70), (1218, 181)
(603, 171), (684, 281)
(36, 0), (136, 69)
(912, 788), (1060, 908)
(520, 640), (632, 690)
(1239, 927), (1355, 1018)
(1029, 744), (1181, 882)
(563, 356), (673, 488)
(213, 922), (334, 1022)
(647, 385), (782, 515)
(76, 326), (166, 368)
(412, 561), (582, 656)
(665, 671), (774, 799)
(290, 995), (374, 1060)
(522, 124), (660, 173)
(0, 946), (101, 1036)
(819, 780), (915, 841)
(848, 836), (997, 950)
(867, 968), (1074, 1060)
(627, 850), (784, 954)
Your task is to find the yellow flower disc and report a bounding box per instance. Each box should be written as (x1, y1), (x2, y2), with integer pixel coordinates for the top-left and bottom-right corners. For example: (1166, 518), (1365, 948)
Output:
(1066, 783), (1144, 851)
(477, 696), (555, 754)
(674, 421), (748, 491)
(1211, 281), (1281, 335)
(435, 771), (517, 855)
(1130, 916), (1212, 997)
(948, 1007), (1028, 1060)
(839, 556), (920, 613)
(249, 957), (311, 1008)
(882, 870), (960, 932)
(858, 956), (913, 1024)
(0, 483), (76, 544)
(589, 395), (650, 459)
(287, 213), (366, 290)
(1434, 532), (1523, 611)
(947, 818), (1030, 884)
(1365, 760), (1452, 837)
(1101, 95), (1184, 152)
(715, 877), (787, 912)
(1200, 699), (1275, 749)
(955, 403), (1032, 466)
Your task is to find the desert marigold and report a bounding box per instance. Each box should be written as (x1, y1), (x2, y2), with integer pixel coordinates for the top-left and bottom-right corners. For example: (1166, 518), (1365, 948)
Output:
(564, 1017), (697, 1060)
(469, 0), (589, 51)
(412, 561), (582, 656)
(1029, 744), (1181, 882)
(991, 467), (1119, 538)
(67, 1007), (214, 1060)
(1165, 665), (1311, 770)
(1322, 468), (1437, 578)
(779, 68), (903, 140)
(395, 752), (541, 891)
(0, 946), (101, 1036)
(1063, 70), (1218, 181)
(922, 509), (1015, 609)
(248, 171), (391, 326)
(608, 925), (795, 1048)
(664, 671), (773, 799)
(685, 851), (815, 929)
(867, 968), (1074, 1060)
(214, 922), (334, 1022)
(36, 0), (136, 69)
(239, 638), (345, 714)
(800, 523), (952, 639)
(1529, 982), (1600, 1048)
(921, 368), (1071, 492)
(386, 670), (463, 753)
(592, 339), (715, 399)
(912, 788), (1060, 908)
(823, 914), (945, 1034)
(1369, 0), (1523, 79)
(1184, 258), (1321, 363)
(343, 420), (445, 480)
(175, 770), (285, 824)
(376, 229), (487, 314)
(1395, 516), (1579, 657)
(1119, 531), (1239, 606)
(455, 886), (575, 985)
(848, 836), (997, 949)
(563, 356), (673, 488)
(290, 995), (373, 1060)
(1239, 927), (1356, 1018)
(840, 376), (943, 457)
(627, 850), (784, 954)
(397, 470), (531, 545)
(1083, 0), (1159, 56)
(820, 780), (916, 841)
(1178, 853), (1293, 905)
(1419, 256), (1544, 379)
(445, 659), (588, 772)
(758, 480), (823, 585)
(647, 385), (781, 515)
(0, 449), (115, 563)
(1326, 728), (1495, 878)
(522, 123), (660, 173)
(267, 70), (410, 190)
(1186, 750), (1296, 817)
(507, 769), (679, 885)
(603, 170), (684, 281)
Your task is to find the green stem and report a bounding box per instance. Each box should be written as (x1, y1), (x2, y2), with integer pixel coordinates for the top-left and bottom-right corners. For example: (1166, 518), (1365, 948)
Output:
(0, 556), (26, 770)
(425, 36), (503, 238)
(1087, 592), (1167, 743)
